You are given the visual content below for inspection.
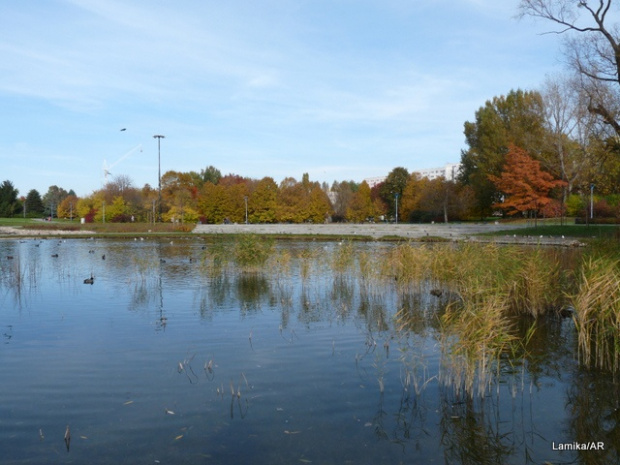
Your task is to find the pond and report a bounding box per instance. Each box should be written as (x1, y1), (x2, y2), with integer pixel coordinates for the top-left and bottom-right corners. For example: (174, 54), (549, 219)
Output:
(0, 237), (617, 464)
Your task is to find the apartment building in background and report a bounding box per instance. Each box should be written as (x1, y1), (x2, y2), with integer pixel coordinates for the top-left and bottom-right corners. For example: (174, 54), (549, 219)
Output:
(363, 162), (462, 187)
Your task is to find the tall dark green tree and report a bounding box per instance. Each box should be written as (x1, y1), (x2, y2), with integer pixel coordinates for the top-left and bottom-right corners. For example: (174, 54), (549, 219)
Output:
(0, 180), (19, 217)
(200, 165), (222, 185)
(459, 89), (549, 217)
(42, 185), (70, 218)
(380, 167), (409, 219)
(25, 189), (45, 216)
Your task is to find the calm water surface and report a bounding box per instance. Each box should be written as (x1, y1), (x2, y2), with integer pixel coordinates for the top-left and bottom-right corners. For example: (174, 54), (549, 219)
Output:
(0, 238), (617, 464)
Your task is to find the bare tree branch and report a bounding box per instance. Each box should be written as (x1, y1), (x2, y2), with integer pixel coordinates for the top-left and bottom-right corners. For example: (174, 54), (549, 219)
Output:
(520, 0), (620, 134)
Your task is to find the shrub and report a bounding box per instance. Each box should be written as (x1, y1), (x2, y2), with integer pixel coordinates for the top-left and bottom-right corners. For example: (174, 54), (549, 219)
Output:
(566, 194), (584, 217)
(233, 234), (274, 270)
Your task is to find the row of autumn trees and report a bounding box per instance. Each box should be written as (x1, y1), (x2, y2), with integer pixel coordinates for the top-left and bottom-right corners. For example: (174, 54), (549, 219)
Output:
(0, 169), (475, 224)
(0, 143), (578, 225)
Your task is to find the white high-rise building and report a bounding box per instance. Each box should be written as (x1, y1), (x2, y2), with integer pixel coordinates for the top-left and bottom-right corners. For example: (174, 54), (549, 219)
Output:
(363, 176), (388, 188)
(414, 163), (461, 181)
(363, 163), (461, 187)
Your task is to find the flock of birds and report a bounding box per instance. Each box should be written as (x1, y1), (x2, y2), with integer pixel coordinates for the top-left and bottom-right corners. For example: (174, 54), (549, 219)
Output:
(3, 237), (206, 288)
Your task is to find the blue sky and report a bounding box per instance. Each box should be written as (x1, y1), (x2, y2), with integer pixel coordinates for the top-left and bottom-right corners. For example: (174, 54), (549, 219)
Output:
(0, 0), (562, 197)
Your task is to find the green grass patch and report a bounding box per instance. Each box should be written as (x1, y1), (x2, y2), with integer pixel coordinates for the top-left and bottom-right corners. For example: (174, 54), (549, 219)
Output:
(0, 218), (41, 226)
(484, 224), (620, 239)
(16, 221), (194, 235)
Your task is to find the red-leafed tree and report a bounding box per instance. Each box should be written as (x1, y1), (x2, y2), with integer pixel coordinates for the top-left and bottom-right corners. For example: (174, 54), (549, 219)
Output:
(489, 145), (566, 220)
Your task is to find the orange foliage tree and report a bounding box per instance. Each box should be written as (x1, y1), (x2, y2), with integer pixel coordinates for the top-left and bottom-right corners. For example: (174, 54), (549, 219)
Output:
(489, 145), (566, 219)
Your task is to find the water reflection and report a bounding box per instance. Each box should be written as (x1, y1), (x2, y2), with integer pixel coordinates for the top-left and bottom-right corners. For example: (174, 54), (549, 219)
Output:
(0, 238), (618, 464)
(235, 273), (270, 311)
(567, 370), (620, 465)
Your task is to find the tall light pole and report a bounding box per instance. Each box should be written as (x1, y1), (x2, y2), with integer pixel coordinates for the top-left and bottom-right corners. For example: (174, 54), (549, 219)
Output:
(153, 135), (165, 222)
(394, 193), (400, 224)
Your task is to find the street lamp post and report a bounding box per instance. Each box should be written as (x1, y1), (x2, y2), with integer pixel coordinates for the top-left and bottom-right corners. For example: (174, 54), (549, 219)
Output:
(244, 196), (248, 224)
(394, 193), (400, 224)
(153, 135), (165, 222)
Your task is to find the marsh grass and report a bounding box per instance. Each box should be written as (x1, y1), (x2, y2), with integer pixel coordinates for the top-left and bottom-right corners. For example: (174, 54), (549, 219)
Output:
(385, 243), (565, 318)
(297, 247), (320, 281)
(357, 250), (386, 299)
(233, 234), (274, 271)
(439, 294), (521, 396)
(332, 241), (355, 273)
(385, 243), (431, 288)
(507, 248), (564, 317)
(200, 238), (230, 277)
(270, 249), (292, 279)
(388, 242), (567, 395)
(571, 256), (620, 372)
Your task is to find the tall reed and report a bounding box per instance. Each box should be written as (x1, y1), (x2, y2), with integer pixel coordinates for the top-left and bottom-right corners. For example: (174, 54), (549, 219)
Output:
(439, 288), (520, 396)
(332, 240), (355, 273)
(388, 242), (565, 396)
(384, 242), (431, 292)
(571, 256), (620, 372)
(506, 248), (564, 317)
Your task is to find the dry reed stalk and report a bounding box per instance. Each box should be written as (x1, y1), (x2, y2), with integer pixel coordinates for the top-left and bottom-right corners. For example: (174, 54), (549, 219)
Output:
(507, 248), (564, 317)
(332, 240), (355, 273)
(571, 256), (620, 372)
(270, 249), (292, 279)
(298, 247), (319, 281)
(383, 243), (432, 298)
(440, 292), (519, 396)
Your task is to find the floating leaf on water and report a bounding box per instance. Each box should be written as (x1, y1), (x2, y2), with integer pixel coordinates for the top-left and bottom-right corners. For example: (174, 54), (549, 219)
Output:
(364, 422), (372, 427)
(284, 430), (301, 434)
(299, 459), (312, 463)
(123, 400), (134, 405)
(165, 408), (175, 415)
(174, 435), (183, 440)
(39, 429), (44, 440)
(80, 435), (88, 440)
(276, 407), (284, 411)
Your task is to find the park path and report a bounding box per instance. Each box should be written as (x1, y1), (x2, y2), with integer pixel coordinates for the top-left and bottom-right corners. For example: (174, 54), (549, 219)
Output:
(192, 222), (529, 240)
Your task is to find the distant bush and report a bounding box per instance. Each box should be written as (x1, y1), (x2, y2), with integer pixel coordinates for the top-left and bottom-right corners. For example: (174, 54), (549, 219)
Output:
(593, 199), (617, 218)
(566, 194), (584, 217)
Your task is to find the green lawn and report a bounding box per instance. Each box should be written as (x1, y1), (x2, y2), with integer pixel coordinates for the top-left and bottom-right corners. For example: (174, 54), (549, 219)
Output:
(0, 218), (194, 235)
(493, 224), (620, 239)
(0, 217), (41, 226)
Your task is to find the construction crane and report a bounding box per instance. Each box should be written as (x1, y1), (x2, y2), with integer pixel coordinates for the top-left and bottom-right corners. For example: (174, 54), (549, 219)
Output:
(103, 144), (143, 184)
